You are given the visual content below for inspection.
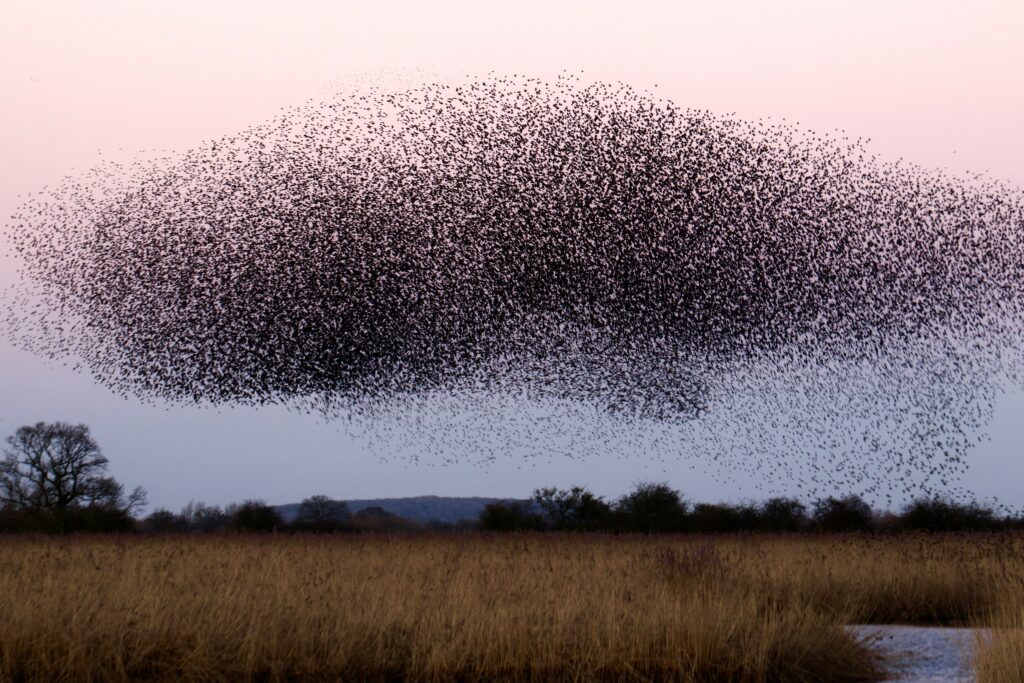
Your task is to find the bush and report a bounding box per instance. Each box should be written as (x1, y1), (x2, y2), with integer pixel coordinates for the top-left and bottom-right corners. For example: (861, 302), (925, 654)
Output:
(349, 506), (422, 533)
(759, 497), (807, 532)
(0, 505), (136, 533)
(479, 501), (546, 532)
(141, 509), (187, 533)
(690, 503), (747, 533)
(616, 482), (688, 533)
(58, 505), (137, 533)
(0, 506), (52, 533)
(229, 500), (282, 533)
(899, 498), (998, 532)
(812, 495), (875, 533)
(180, 502), (230, 532)
(532, 486), (613, 531)
(290, 495), (351, 533)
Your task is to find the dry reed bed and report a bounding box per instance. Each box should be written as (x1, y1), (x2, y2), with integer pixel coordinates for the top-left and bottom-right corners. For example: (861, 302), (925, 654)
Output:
(0, 533), (1021, 682)
(974, 567), (1024, 683)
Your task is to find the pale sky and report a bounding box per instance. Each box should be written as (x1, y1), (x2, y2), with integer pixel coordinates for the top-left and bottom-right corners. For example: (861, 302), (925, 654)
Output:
(1, 1), (1022, 511)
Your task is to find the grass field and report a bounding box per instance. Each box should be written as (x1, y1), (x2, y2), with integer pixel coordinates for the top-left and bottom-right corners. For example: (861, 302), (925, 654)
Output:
(0, 533), (1022, 682)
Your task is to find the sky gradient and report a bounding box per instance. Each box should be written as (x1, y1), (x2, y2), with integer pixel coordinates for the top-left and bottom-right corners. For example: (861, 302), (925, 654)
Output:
(2, 1), (1022, 511)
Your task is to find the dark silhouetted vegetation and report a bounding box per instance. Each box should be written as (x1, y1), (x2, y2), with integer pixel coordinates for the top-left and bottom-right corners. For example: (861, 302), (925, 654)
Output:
(760, 497), (808, 532)
(898, 497), (1000, 532)
(229, 499), (283, 533)
(615, 482), (690, 533)
(0, 422), (146, 533)
(532, 486), (613, 531)
(478, 500), (546, 531)
(2, 423), (1019, 537)
(350, 505), (424, 533)
(689, 503), (752, 533)
(139, 509), (186, 533)
(276, 496), (506, 525)
(290, 495), (351, 533)
(812, 495), (875, 532)
(477, 483), (1019, 536)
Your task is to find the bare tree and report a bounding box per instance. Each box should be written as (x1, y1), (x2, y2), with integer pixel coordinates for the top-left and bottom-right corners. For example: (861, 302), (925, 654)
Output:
(292, 495), (350, 532)
(0, 422), (146, 516)
(179, 501), (229, 532)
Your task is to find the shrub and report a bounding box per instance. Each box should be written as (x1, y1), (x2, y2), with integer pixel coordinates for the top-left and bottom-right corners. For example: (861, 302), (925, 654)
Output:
(141, 509), (187, 533)
(759, 497), (807, 532)
(229, 500), (282, 533)
(349, 506), (422, 533)
(58, 505), (137, 533)
(290, 495), (351, 533)
(479, 501), (546, 531)
(616, 482), (688, 533)
(899, 498), (998, 532)
(532, 486), (613, 531)
(690, 503), (746, 533)
(812, 495), (874, 532)
(180, 502), (230, 532)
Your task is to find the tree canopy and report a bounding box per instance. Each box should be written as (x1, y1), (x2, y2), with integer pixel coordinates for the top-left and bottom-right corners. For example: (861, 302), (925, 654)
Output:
(1, 422), (146, 514)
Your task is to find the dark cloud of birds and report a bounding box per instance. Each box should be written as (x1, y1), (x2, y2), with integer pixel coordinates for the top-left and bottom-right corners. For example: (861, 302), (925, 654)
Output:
(5, 74), (1024, 502)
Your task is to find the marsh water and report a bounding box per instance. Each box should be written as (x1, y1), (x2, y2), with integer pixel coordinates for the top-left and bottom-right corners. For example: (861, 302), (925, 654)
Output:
(846, 625), (986, 682)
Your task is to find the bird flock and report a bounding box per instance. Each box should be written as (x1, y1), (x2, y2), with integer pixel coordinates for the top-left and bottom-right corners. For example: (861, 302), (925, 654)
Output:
(6, 74), (1024, 501)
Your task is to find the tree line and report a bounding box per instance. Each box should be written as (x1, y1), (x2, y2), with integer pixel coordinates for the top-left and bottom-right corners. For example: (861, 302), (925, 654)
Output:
(2, 422), (1019, 534)
(480, 483), (1017, 533)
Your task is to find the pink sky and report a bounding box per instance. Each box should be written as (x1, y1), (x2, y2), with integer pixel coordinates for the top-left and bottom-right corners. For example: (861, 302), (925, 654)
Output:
(1, 1), (1022, 509)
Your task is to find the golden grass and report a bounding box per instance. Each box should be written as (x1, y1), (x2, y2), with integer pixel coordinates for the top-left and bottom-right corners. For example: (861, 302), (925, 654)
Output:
(0, 533), (1022, 682)
(973, 567), (1024, 682)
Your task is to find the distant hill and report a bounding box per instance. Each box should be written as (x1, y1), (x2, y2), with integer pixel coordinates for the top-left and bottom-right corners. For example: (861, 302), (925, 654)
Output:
(275, 496), (521, 524)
